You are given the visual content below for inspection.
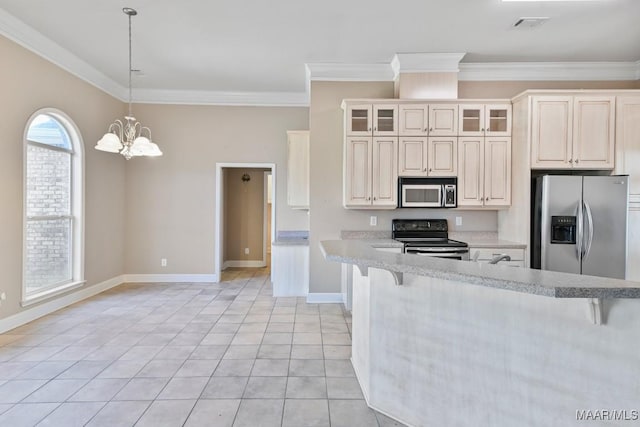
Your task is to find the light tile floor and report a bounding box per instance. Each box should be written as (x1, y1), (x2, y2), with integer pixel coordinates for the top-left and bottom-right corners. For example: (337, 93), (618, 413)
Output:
(0, 267), (405, 426)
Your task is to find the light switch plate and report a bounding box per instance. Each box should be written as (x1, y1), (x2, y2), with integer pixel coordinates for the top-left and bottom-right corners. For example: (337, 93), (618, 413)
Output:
(455, 216), (462, 226)
(370, 216), (377, 226)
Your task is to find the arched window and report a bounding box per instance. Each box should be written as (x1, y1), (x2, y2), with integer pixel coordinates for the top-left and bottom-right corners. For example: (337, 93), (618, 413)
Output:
(23, 109), (84, 304)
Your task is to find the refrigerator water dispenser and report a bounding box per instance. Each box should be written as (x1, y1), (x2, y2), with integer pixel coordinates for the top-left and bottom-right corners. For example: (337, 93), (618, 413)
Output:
(550, 216), (576, 244)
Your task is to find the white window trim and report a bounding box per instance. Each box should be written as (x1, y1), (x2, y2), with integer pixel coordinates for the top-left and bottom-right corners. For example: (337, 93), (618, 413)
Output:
(22, 108), (85, 306)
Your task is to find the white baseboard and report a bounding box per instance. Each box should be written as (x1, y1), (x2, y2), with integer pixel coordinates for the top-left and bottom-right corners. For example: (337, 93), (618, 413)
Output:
(0, 275), (125, 334)
(123, 274), (218, 283)
(222, 261), (266, 269)
(306, 293), (344, 304)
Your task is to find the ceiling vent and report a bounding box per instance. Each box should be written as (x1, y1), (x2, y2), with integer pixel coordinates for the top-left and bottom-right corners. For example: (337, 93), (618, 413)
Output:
(513, 17), (550, 29)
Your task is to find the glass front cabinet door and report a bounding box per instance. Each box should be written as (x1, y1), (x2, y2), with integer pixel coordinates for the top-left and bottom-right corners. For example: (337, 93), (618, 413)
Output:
(346, 105), (373, 136)
(485, 104), (512, 136)
(373, 105), (398, 136)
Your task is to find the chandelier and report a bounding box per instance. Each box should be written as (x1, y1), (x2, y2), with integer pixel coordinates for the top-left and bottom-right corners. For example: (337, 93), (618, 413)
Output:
(95, 7), (162, 159)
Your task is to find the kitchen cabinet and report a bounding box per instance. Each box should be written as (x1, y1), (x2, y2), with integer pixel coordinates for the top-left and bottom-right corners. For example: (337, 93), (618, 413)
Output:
(398, 137), (457, 177)
(459, 104), (511, 137)
(286, 130), (309, 209)
(470, 247), (525, 267)
(531, 96), (615, 169)
(399, 104), (457, 136)
(615, 96), (640, 206)
(346, 104), (398, 136)
(272, 245), (309, 296)
(458, 137), (511, 207)
(344, 137), (398, 208)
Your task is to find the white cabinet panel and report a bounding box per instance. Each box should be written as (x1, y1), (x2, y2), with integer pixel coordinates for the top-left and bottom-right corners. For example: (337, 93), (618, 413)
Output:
(372, 137), (398, 207)
(398, 137), (427, 176)
(346, 104), (372, 136)
(428, 104), (458, 136)
(458, 137), (484, 206)
(428, 137), (457, 177)
(484, 138), (511, 207)
(573, 96), (615, 169)
(344, 137), (372, 206)
(287, 131), (309, 209)
(399, 104), (428, 136)
(272, 245), (309, 297)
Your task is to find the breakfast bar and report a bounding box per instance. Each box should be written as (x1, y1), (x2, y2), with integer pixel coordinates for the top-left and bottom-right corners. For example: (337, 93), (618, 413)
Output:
(321, 240), (640, 427)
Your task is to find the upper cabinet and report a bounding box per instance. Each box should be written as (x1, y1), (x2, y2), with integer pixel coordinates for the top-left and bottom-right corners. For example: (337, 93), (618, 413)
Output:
(457, 137), (511, 208)
(344, 137), (398, 209)
(398, 136), (457, 177)
(287, 131), (309, 209)
(347, 104), (398, 136)
(398, 104), (458, 136)
(459, 104), (511, 137)
(346, 104), (373, 136)
(615, 96), (640, 206)
(531, 95), (615, 169)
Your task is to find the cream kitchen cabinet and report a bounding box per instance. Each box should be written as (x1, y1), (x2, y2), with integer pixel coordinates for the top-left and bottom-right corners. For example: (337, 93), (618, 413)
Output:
(459, 104), (511, 137)
(346, 104), (398, 136)
(399, 104), (458, 136)
(531, 96), (615, 169)
(344, 137), (398, 209)
(398, 137), (457, 177)
(615, 96), (640, 204)
(458, 137), (511, 208)
(286, 130), (309, 209)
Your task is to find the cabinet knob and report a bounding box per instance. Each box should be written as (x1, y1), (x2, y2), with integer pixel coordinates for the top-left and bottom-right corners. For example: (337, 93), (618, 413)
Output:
(569, 159), (573, 164)
(424, 168), (427, 172)
(367, 197), (371, 201)
(429, 168), (432, 172)
(481, 128), (485, 132)
(374, 127), (377, 131)
(424, 128), (428, 132)
(368, 128), (371, 132)
(575, 159), (579, 164)
(429, 128), (433, 132)
(373, 197), (377, 201)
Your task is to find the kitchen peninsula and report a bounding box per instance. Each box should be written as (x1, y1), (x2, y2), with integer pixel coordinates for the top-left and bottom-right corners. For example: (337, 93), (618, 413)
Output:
(321, 240), (640, 427)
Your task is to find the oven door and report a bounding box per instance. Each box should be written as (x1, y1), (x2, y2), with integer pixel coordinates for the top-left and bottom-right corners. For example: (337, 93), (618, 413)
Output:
(405, 247), (470, 261)
(401, 184), (443, 208)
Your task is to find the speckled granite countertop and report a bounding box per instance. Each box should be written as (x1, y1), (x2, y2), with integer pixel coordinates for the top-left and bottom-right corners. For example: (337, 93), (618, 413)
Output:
(320, 240), (640, 299)
(272, 231), (309, 246)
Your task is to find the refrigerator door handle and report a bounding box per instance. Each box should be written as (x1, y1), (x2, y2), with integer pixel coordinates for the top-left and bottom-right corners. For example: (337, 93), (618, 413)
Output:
(576, 202), (583, 261)
(584, 201), (594, 260)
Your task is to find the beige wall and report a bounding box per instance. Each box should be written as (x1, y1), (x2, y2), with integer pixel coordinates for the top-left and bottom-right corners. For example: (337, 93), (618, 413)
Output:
(224, 168), (268, 263)
(458, 80), (638, 99)
(123, 104), (309, 275)
(308, 81), (498, 294)
(0, 35), (126, 318)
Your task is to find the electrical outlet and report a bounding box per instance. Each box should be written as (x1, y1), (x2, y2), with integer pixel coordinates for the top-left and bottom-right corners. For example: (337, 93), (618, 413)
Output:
(245, 248), (250, 255)
(161, 258), (167, 267)
(370, 216), (377, 226)
(455, 216), (463, 226)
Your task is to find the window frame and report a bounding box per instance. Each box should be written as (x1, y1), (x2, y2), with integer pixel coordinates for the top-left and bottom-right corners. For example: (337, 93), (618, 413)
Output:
(22, 108), (85, 306)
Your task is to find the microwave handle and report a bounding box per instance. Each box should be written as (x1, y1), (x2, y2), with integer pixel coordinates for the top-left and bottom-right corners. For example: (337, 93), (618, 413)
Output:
(440, 186), (444, 207)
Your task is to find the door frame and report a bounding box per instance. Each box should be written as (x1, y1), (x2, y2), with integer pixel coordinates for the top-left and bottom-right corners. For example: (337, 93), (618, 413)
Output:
(215, 162), (276, 282)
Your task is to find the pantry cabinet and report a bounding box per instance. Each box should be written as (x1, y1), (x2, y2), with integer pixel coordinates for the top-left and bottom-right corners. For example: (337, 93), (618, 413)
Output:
(344, 137), (397, 208)
(615, 96), (640, 206)
(458, 137), (511, 207)
(398, 137), (457, 177)
(531, 95), (615, 169)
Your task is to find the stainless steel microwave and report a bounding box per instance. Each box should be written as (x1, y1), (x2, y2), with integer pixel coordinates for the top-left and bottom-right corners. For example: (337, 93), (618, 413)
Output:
(398, 177), (457, 208)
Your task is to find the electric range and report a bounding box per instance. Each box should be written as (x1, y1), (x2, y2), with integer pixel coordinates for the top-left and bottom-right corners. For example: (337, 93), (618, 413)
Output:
(392, 219), (470, 260)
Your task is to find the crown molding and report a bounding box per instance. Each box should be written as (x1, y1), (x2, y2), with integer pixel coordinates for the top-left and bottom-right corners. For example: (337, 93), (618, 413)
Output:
(391, 53), (467, 78)
(305, 63), (395, 82)
(132, 89), (309, 107)
(0, 7), (126, 100)
(459, 61), (640, 81)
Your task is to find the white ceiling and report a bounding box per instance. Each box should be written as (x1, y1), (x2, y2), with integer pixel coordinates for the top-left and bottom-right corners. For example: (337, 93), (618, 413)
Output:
(0, 0), (638, 104)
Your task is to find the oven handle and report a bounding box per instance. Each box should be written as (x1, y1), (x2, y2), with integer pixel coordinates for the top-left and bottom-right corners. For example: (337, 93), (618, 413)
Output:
(407, 252), (467, 259)
(406, 247), (469, 253)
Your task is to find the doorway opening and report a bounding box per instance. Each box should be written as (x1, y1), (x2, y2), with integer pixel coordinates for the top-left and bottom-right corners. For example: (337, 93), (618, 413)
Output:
(215, 163), (276, 282)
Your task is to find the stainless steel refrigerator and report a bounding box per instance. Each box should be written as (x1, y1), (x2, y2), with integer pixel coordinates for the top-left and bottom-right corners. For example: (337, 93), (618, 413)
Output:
(531, 175), (629, 279)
